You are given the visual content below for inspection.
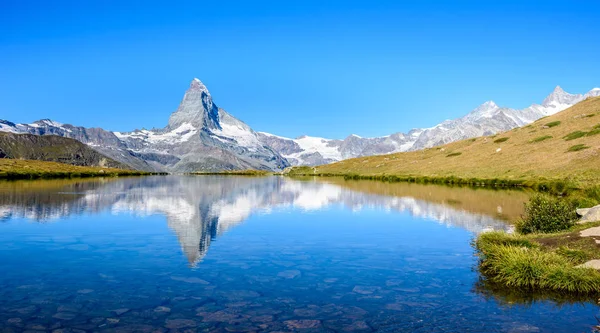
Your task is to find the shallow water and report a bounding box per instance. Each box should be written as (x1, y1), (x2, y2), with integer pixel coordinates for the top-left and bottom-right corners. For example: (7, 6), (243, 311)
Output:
(0, 175), (597, 332)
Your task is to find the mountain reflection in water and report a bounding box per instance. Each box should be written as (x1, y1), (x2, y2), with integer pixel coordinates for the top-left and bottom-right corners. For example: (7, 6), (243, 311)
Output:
(0, 176), (528, 267)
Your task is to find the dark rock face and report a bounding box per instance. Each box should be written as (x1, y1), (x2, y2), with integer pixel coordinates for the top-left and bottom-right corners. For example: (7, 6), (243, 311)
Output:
(0, 132), (128, 169)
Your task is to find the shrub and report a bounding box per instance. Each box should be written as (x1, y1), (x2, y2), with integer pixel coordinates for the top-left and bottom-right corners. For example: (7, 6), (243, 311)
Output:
(545, 121), (561, 128)
(493, 137), (509, 143)
(446, 152), (462, 157)
(563, 131), (587, 141)
(515, 194), (577, 234)
(567, 144), (590, 152)
(530, 135), (553, 143)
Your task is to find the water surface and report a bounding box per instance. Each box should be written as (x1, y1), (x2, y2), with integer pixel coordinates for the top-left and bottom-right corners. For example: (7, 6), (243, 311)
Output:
(0, 176), (598, 332)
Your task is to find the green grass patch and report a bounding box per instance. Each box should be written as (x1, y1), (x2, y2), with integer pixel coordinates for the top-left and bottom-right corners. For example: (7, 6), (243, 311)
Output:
(493, 137), (509, 143)
(586, 128), (600, 137)
(567, 144), (590, 152)
(563, 131), (587, 141)
(446, 152), (462, 157)
(530, 135), (553, 143)
(545, 121), (562, 128)
(475, 232), (600, 294)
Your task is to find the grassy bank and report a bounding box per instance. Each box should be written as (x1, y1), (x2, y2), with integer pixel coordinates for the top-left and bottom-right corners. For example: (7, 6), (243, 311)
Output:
(475, 225), (600, 295)
(0, 159), (154, 180)
(473, 191), (600, 296)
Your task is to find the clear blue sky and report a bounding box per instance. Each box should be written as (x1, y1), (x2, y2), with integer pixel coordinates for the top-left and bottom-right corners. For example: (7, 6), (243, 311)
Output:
(1, 0), (599, 138)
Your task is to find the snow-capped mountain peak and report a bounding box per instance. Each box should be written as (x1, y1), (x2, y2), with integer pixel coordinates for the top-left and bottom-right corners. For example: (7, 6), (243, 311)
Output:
(168, 78), (220, 130)
(542, 85), (583, 108)
(190, 78), (211, 95)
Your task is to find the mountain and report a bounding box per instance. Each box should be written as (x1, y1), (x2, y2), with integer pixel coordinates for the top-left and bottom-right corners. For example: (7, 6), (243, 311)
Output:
(259, 86), (600, 166)
(0, 132), (128, 168)
(314, 96), (600, 182)
(0, 79), (289, 172)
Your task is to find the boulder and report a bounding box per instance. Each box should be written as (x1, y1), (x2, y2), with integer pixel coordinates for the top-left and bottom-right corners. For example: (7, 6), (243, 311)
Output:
(579, 205), (600, 224)
(576, 208), (590, 216)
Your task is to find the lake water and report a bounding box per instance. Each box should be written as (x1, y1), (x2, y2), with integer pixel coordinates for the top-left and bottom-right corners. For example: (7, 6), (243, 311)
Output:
(0, 175), (598, 332)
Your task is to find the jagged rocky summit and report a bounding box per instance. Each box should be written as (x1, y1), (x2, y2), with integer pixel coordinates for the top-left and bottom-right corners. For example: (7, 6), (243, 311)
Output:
(0, 78), (289, 172)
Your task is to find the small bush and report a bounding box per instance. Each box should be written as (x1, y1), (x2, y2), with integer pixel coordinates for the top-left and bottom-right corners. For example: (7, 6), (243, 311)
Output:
(446, 152), (462, 157)
(530, 135), (553, 143)
(516, 194), (577, 234)
(493, 137), (509, 143)
(567, 144), (590, 152)
(563, 131), (587, 141)
(545, 121), (561, 128)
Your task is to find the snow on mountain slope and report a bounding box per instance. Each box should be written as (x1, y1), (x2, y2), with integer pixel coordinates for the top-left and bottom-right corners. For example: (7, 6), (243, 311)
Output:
(259, 86), (599, 166)
(0, 79), (289, 172)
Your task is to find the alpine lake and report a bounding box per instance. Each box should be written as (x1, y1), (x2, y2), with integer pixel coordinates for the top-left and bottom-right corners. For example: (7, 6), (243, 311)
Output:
(0, 175), (599, 332)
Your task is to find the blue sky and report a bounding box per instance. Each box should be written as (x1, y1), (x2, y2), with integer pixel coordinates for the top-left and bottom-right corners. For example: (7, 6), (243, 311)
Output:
(1, 0), (599, 138)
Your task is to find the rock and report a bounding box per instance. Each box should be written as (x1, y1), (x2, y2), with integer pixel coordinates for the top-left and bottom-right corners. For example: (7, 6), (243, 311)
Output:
(579, 205), (600, 223)
(165, 319), (197, 329)
(7, 318), (22, 324)
(52, 312), (77, 320)
(76, 289), (94, 294)
(352, 286), (380, 295)
(277, 270), (301, 279)
(580, 226), (600, 237)
(577, 208), (591, 216)
(111, 308), (130, 316)
(576, 260), (600, 270)
(284, 320), (322, 329)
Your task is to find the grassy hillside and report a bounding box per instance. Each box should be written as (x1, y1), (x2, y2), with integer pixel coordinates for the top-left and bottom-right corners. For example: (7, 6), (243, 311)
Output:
(0, 132), (127, 169)
(0, 159), (150, 180)
(314, 96), (600, 185)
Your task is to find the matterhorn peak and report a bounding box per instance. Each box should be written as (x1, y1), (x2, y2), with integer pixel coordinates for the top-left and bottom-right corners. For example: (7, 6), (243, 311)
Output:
(167, 78), (220, 130)
(190, 78), (210, 95)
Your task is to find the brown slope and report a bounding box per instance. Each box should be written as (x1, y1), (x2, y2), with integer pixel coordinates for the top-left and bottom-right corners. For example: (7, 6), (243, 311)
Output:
(316, 96), (600, 184)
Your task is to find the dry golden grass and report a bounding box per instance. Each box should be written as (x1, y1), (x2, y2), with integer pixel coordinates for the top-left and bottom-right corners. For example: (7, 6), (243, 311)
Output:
(316, 97), (600, 185)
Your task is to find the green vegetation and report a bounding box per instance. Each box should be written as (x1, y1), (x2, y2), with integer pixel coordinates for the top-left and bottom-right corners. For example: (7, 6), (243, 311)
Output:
(545, 121), (562, 128)
(475, 231), (600, 294)
(0, 159), (152, 180)
(493, 137), (509, 143)
(563, 131), (587, 141)
(530, 135), (553, 143)
(446, 152), (462, 157)
(567, 144), (590, 152)
(515, 194), (576, 234)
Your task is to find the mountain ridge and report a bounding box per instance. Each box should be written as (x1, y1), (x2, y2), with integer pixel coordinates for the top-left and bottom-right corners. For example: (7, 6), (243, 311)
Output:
(1, 80), (598, 171)
(258, 85), (600, 166)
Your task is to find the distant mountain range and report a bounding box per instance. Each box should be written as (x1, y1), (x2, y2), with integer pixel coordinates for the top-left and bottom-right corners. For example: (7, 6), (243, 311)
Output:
(1, 79), (598, 170)
(258, 86), (600, 165)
